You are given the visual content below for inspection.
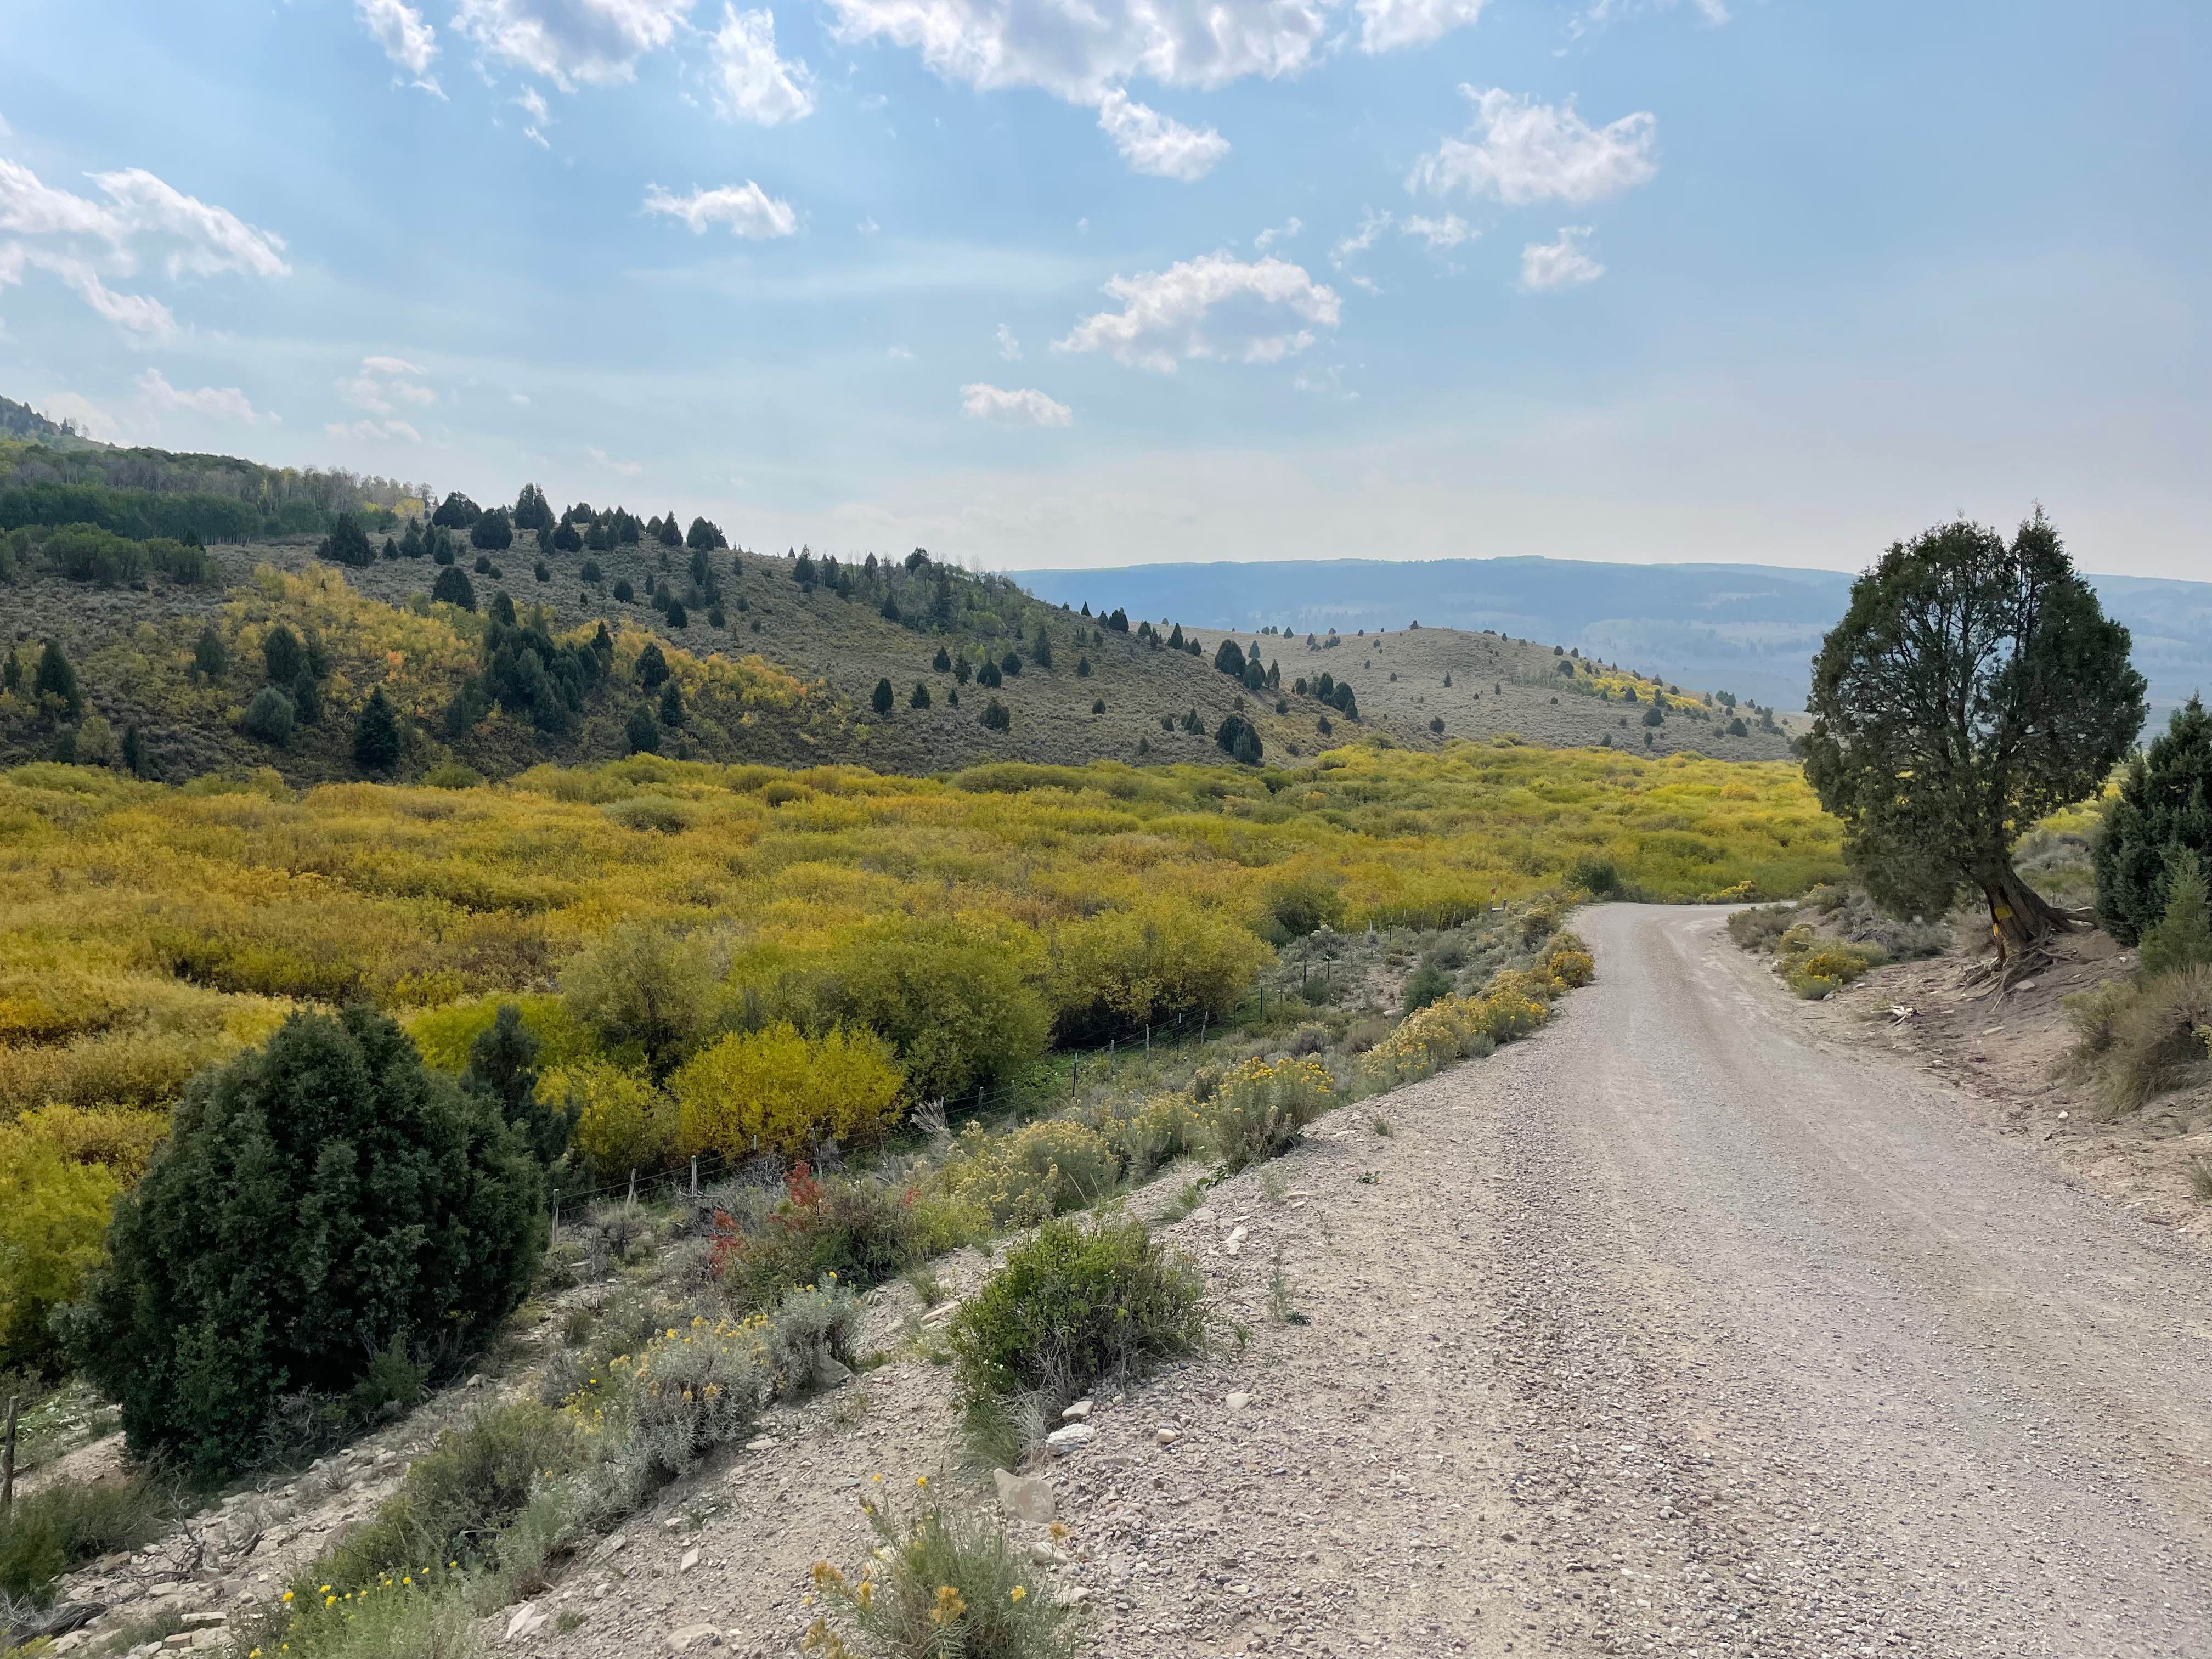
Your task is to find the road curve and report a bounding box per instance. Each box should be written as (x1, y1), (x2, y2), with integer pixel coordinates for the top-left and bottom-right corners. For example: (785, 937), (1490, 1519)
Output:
(1101, 903), (2212, 1658)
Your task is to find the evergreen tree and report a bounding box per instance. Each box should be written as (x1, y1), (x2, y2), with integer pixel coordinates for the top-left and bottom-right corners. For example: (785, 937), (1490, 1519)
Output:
(431, 492), (481, 529)
(193, 624), (228, 680)
(1106, 607), (1129, 633)
(612, 577), (634, 602)
(658, 678), (686, 727)
(1214, 639), (1246, 678)
(794, 551), (817, 588)
(399, 520), (426, 558)
(1, 647), (18, 695)
(580, 557), (603, 585)
(381, 537), (399, 561)
(431, 566), (476, 610)
(464, 1004), (575, 1167)
(431, 531), (455, 566)
(490, 590), (518, 628)
(1000, 650), (1023, 678)
(625, 702), (660, 755)
(658, 511), (683, 548)
(553, 521), (583, 553)
(291, 669), (323, 726)
(1076, 655), (1091, 677)
(2138, 853), (2212, 979)
(872, 677), (895, 716)
(2095, 696), (2212, 944)
(933, 645), (952, 672)
(512, 484), (553, 533)
(954, 655), (973, 686)
(243, 685), (295, 746)
(352, 686), (403, 772)
(67, 1006), (547, 1476)
(981, 697), (1011, 731)
(1032, 629), (1053, 669)
(1803, 512), (2143, 959)
(881, 595), (902, 623)
(685, 516), (719, 551)
(636, 642), (669, 688)
(470, 508), (515, 551)
(665, 599), (689, 629)
(263, 624), (304, 687)
(31, 640), (83, 718)
(978, 660), (1003, 689)
(910, 681), (932, 709)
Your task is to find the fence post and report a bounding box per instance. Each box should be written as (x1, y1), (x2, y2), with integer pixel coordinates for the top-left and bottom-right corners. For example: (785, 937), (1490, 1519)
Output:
(1107, 1038), (1115, 1077)
(1199, 1011), (1208, 1041)
(625, 1168), (637, 1207)
(1071, 1059), (1079, 1096)
(1, 1394), (16, 1514)
(690, 1157), (698, 1197)
(1145, 1024), (1151, 1056)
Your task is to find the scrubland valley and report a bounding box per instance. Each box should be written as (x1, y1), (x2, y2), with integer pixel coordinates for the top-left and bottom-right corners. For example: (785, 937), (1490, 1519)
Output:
(4, 410), (2212, 1659)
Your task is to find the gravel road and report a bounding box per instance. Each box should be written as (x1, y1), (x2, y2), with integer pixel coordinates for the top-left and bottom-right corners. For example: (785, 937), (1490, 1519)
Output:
(1082, 904), (2212, 1658)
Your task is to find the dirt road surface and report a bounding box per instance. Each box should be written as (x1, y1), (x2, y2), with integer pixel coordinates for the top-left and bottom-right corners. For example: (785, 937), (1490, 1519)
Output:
(1082, 904), (2212, 1658)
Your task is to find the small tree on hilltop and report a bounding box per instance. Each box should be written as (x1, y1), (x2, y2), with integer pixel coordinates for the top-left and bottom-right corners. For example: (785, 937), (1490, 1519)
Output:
(658, 511), (683, 548)
(431, 565), (476, 610)
(471, 508), (515, 551)
(1802, 512), (2145, 966)
(2094, 696), (2212, 945)
(321, 512), (375, 567)
(66, 1007), (548, 1476)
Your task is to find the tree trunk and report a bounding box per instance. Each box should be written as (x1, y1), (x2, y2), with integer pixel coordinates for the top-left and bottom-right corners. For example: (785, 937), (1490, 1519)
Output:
(1978, 863), (2072, 964)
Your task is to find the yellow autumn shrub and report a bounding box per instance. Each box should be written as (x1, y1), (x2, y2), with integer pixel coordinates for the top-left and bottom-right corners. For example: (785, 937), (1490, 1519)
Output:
(542, 1059), (677, 1178)
(0, 1125), (126, 1367)
(1199, 1055), (1338, 1171)
(940, 1119), (1120, 1226)
(1045, 895), (1270, 1045)
(407, 994), (599, 1075)
(670, 1022), (905, 1157)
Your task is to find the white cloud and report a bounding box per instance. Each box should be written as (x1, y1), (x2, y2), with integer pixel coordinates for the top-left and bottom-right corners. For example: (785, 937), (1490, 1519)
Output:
(326, 417), (422, 443)
(642, 181), (798, 239)
(961, 383), (1073, 426)
(0, 159), (123, 239)
(1094, 91), (1229, 182)
(822, 0), (1332, 103)
(511, 391), (532, 404)
(516, 85), (552, 123)
(886, 343), (915, 359)
(1520, 225), (1604, 290)
(1253, 216), (1302, 252)
(708, 5), (817, 125)
(1402, 211), (1472, 250)
(857, 215), (881, 233)
(137, 366), (261, 423)
(1054, 251), (1340, 373)
(453, 0), (692, 91)
(1410, 87), (1657, 206)
(995, 323), (1020, 360)
(40, 391), (120, 441)
(91, 170), (291, 278)
(1330, 207), (1391, 267)
(357, 0), (444, 93)
(29, 251), (177, 339)
(588, 444), (644, 475)
(1354, 0), (1485, 53)
(338, 355), (437, 414)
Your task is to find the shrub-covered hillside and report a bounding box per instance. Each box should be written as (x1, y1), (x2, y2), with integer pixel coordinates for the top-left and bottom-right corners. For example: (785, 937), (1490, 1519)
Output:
(1, 414), (1803, 783)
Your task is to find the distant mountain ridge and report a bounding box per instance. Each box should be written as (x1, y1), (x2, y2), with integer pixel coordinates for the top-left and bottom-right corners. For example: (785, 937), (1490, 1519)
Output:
(1011, 556), (2212, 716)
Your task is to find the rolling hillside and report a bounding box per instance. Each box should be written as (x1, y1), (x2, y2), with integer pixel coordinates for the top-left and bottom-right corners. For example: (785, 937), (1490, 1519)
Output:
(0, 409), (1801, 783)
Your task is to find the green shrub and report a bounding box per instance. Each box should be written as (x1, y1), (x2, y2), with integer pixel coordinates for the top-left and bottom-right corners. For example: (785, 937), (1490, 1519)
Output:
(66, 1008), (549, 1477)
(806, 1492), (1078, 1659)
(2095, 696), (2212, 944)
(941, 1120), (1118, 1227)
(2090, 966), (2212, 1118)
(317, 1403), (577, 1590)
(1400, 963), (1451, 1017)
(1200, 1056), (1337, 1172)
(244, 684), (296, 746)
(0, 1476), (170, 1604)
(713, 1164), (943, 1310)
(948, 1215), (1203, 1403)
(763, 1280), (860, 1393)
(2138, 853), (2212, 980)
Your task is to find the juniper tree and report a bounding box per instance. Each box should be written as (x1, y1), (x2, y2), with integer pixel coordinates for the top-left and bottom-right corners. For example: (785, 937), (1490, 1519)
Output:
(193, 624), (228, 680)
(658, 678), (686, 726)
(1802, 512), (2144, 962)
(625, 703), (660, 754)
(2094, 696), (2212, 944)
(910, 681), (932, 709)
(872, 678), (895, 716)
(352, 686), (403, 771)
(263, 624), (304, 687)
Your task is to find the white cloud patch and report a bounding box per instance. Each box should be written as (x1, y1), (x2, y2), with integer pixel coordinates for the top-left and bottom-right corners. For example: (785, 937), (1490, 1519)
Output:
(40, 391), (121, 442)
(339, 355), (437, 414)
(709, 5), (817, 125)
(1094, 91), (1229, 182)
(1354, 0), (1485, 53)
(137, 366), (261, 423)
(996, 323), (1021, 360)
(1054, 251), (1340, 373)
(31, 252), (178, 339)
(357, 0), (444, 93)
(1410, 87), (1657, 206)
(588, 444), (645, 475)
(453, 0), (692, 91)
(1402, 212), (1471, 250)
(857, 215), (881, 233)
(821, 0), (1331, 103)
(642, 180), (799, 239)
(1520, 225), (1604, 290)
(91, 170), (291, 279)
(886, 343), (915, 359)
(1253, 216), (1302, 252)
(961, 383), (1073, 426)
(1330, 207), (1392, 267)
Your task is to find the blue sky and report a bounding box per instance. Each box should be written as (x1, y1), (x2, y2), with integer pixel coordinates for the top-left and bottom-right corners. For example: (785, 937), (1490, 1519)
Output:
(2, 0), (2206, 575)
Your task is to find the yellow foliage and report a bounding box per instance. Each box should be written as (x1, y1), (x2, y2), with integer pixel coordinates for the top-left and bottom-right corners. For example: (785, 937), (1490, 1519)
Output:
(941, 1119), (1119, 1226)
(671, 1022), (906, 1156)
(405, 994), (599, 1075)
(543, 1059), (676, 1177)
(1045, 895), (1270, 1042)
(0, 1128), (123, 1367)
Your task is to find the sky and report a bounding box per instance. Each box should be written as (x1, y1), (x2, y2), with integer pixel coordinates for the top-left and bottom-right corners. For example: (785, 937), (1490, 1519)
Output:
(1, 0), (2206, 576)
